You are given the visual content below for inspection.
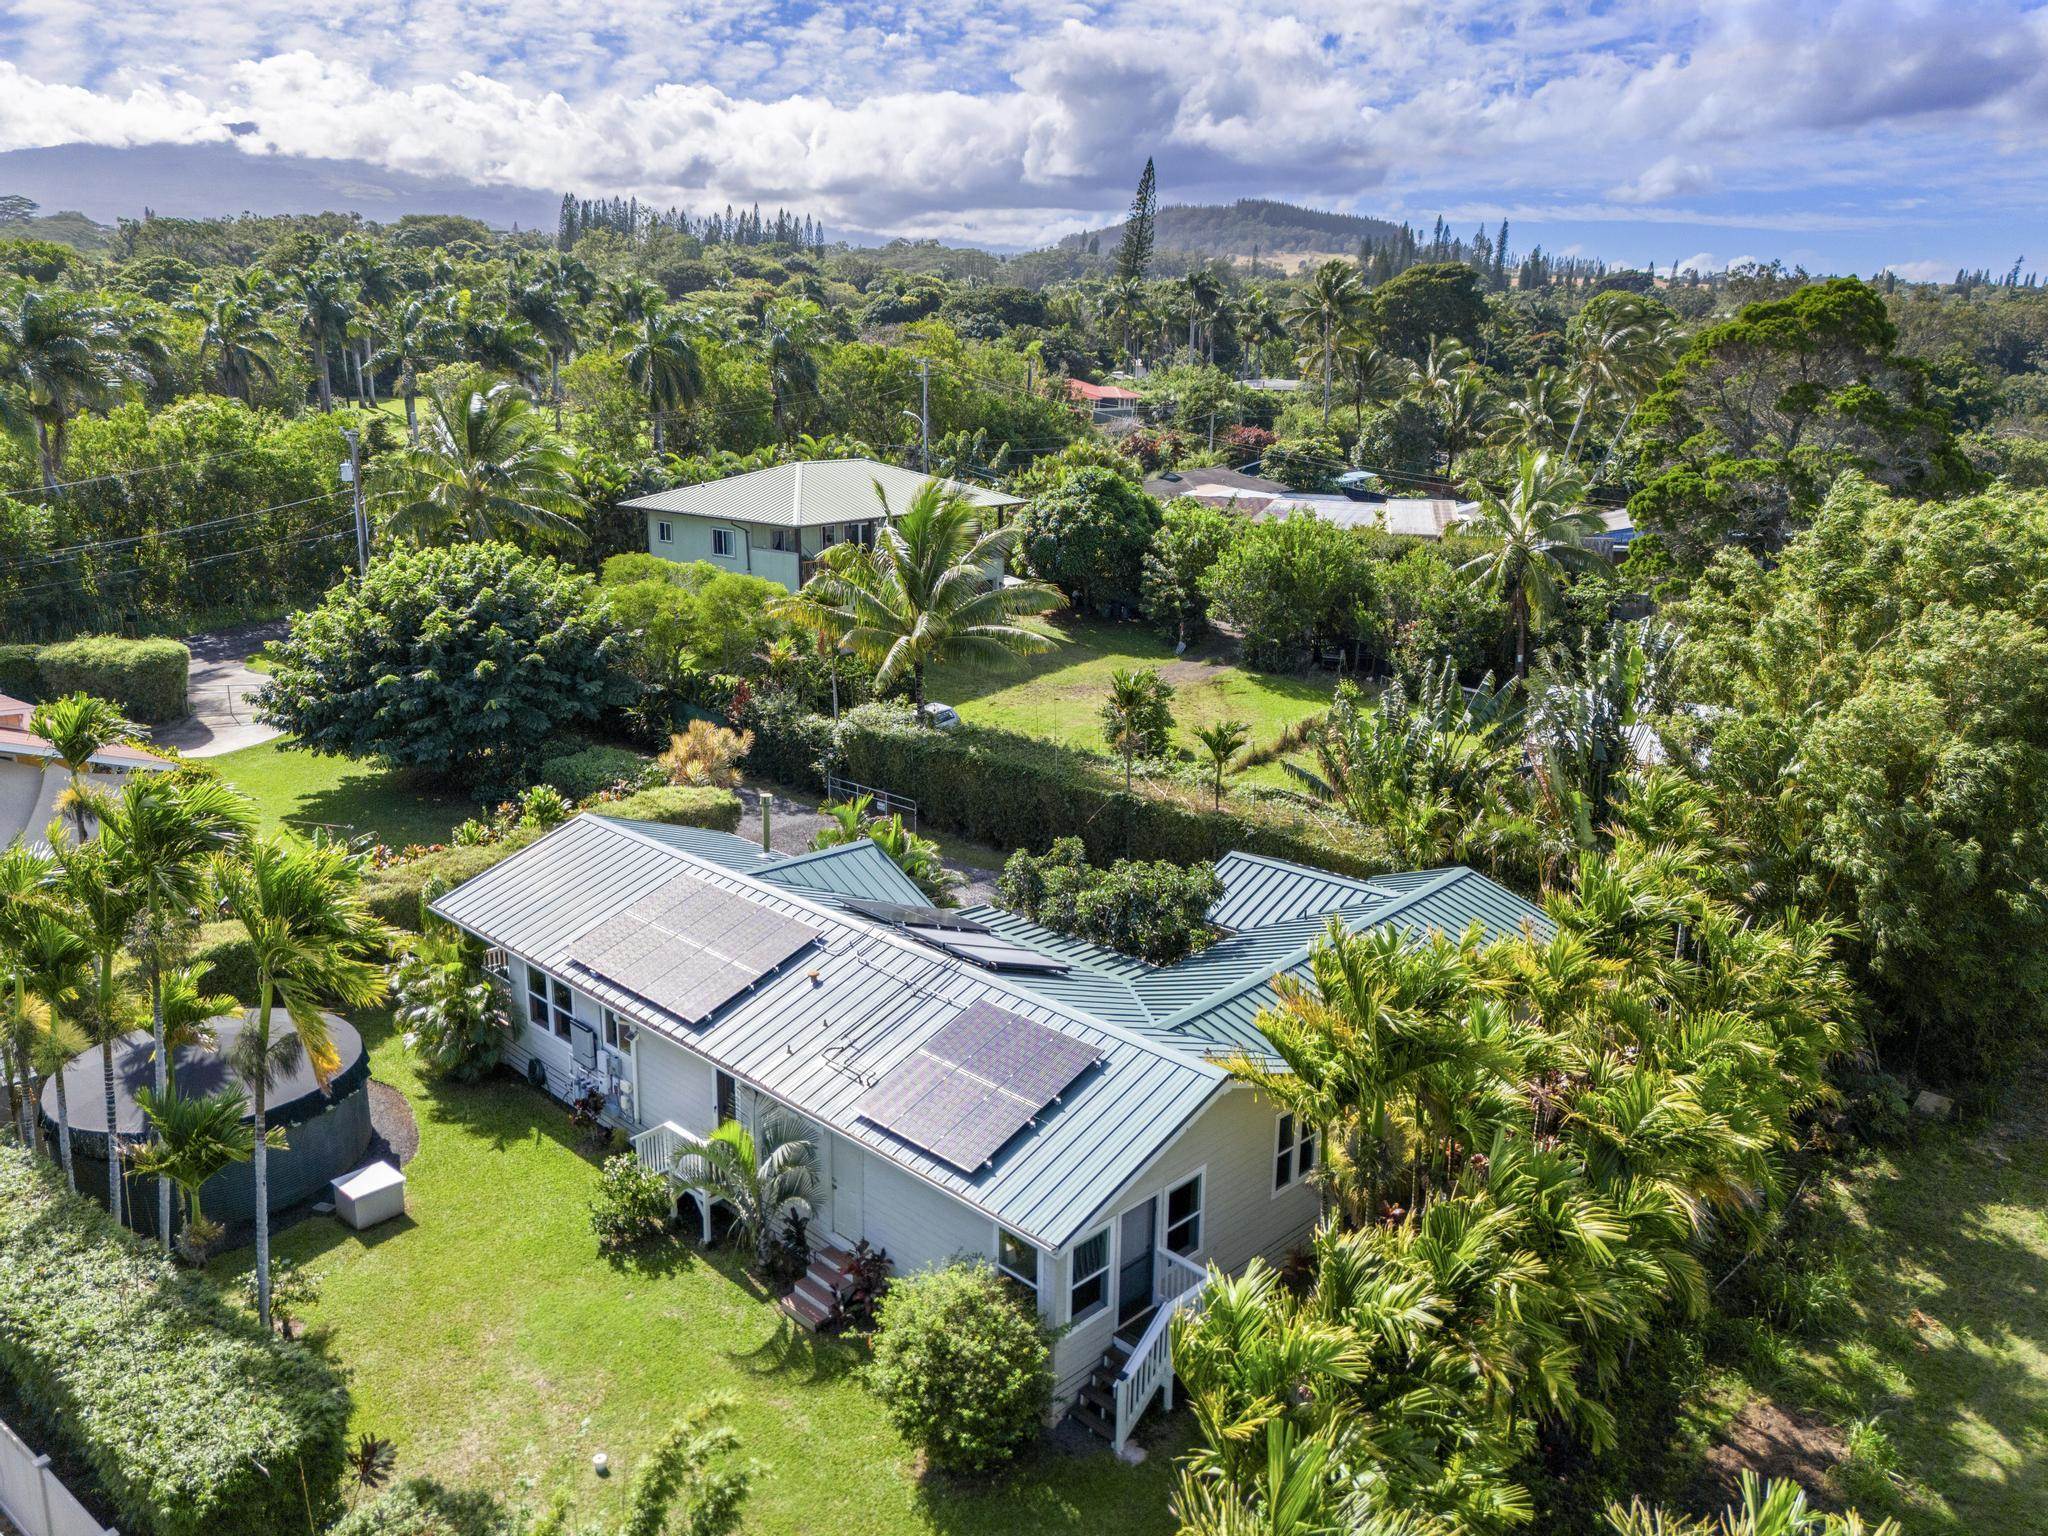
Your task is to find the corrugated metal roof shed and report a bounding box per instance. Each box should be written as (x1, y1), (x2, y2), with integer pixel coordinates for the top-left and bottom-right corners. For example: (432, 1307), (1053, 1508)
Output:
(431, 815), (1224, 1250)
(619, 459), (1019, 527)
(1207, 850), (1397, 931)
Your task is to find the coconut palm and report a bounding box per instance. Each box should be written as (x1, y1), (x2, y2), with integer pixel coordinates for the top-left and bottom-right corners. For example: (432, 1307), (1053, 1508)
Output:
(94, 772), (254, 1246)
(1564, 292), (1676, 462)
(28, 693), (137, 844)
(1192, 718), (1250, 810)
(509, 269), (577, 425)
(617, 307), (705, 452)
(291, 265), (354, 412)
(371, 294), (454, 442)
(1498, 365), (1572, 451)
(1100, 276), (1146, 364)
(760, 300), (824, 441)
(210, 832), (388, 1331)
(1181, 265), (1227, 361)
(1101, 666), (1173, 792)
(337, 240), (402, 406)
(380, 379), (584, 546)
(1337, 328), (1410, 431)
(1454, 448), (1608, 676)
(440, 287), (547, 377)
(190, 274), (285, 402)
(129, 1084), (273, 1260)
(673, 1112), (818, 1271)
(0, 285), (154, 491)
(1282, 259), (1368, 425)
(776, 479), (1062, 719)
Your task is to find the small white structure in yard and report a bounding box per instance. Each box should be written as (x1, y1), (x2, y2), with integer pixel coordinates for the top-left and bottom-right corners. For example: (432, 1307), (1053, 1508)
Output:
(333, 1160), (406, 1230)
(432, 823), (1551, 1456)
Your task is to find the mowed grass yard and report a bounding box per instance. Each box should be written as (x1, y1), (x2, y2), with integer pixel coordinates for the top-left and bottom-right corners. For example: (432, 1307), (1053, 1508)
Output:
(923, 616), (1333, 778)
(209, 738), (479, 848)
(213, 1014), (1185, 1533)
(1699, 1057), (2048, 1533)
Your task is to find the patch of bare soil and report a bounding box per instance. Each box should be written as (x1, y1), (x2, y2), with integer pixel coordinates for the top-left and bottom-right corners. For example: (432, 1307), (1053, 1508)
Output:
(1158, 657), (1227, 686)
(1689, 1398), (1846, 1515)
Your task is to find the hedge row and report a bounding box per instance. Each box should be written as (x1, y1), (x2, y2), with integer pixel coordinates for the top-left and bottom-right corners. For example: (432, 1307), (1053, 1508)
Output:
(0, 1147), (350, 1536)
(796, 707), (1398, 875)
(0, 636), (191, 722)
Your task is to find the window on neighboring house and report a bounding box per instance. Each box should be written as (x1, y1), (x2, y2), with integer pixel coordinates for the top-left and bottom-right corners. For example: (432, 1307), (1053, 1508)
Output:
(656, 520), (673, 543)
(525, 965), (548, 1030)
(711, 527), (734, 557)
(1166, 1173), (1203, 1256)
(601, 1007), (633, 1052)
(549, 977), (574, 1042)
(770, 529), (791, 552)
(715, 1069), (738, 1128)
(820, 524), (837, 547)
(996, 1228), (1039, 1294)
(1275, 1113), (1315, 1191)
(1070, 1228), (1110, 1321)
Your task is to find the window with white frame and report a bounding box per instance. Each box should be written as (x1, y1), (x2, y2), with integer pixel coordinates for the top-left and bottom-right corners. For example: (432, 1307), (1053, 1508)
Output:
(656, 520), (673, 543)
(548, 977), (575, 1042)
(1274, 1112), (1315, 1191)
(525, 965), (548, 1030)
(996, 1228), (1039, 1294)
(1166, 1172), (1203, 1256)
(715, 1069), (738, 1128)
(601, 1006), (633, 1052)
(1069, 1227), (1110, 1321)
(711, 527), (734, 557)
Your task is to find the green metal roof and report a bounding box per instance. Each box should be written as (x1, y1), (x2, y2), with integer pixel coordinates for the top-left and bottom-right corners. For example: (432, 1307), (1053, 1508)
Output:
(756, 840), (929, 906)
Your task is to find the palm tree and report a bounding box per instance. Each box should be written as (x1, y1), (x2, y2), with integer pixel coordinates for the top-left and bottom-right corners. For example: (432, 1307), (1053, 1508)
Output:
(1435, 371), (1497, 477)
(29, 693), (136, 843)
(1564, 292), (1675, 463)
(1181, 266), (1226, 360)
(53, 837), (145, 1222)
(776, 480), (1062, 719)
(0, 841), (55, 1145)
(1282, 260), (1368, 425)
(0, 286), (153, 491)
(509, 270), (577, 426)
(617, 307), (705, 452)
(129, 1084), (272, 1260)
(210, 832), (388, 1330)
(1499, 365), (1571, 451)
(337, 240), (402, 406)
(1101, 666), (1171, 792)
(21, 943), (90, 1188)
(95, 772), (254, 1247)
(381, 380), (584, 546)
(190, 274), (285, 402)
(1100, 276), (1146, 365)
(1192, 719), (1250, 810)
(656, 720), (752, 788)
(1454, 449), (1608, 676)
(159, 961), (237, 1059)
(371, 294), (453, 443)
(1337, 327), (1409, 430)
(673, 1112), (818, 1271)
(760, 301), (823, 441)
(291, 266), (354, 412)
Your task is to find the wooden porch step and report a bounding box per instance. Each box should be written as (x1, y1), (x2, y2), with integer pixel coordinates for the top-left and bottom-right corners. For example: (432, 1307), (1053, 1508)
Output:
(1067, 1398), (1114, 1443)
(779, 1287), (833, 1331)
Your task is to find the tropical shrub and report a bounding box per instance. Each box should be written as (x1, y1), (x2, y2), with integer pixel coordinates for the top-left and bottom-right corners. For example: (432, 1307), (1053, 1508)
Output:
(596, 784), (743, 831)
(590, 1152), (675, 1252)
(392, 928), (507, 1082)
(1261, 434), (1343, 491)
(1139, 499), (1238, 644)
(866, 1261), (1053, 1477)
(363, 832), (546, 931)
(257, 542), (633, 787)
(1014, 466), (1163, 615)
(328, 1478), (522, 1536)
(537, 744), (653, 799)
(999, 838), (1221, 963)
(27, 635), (190, 722)
(0, 1147), (350, 1536)
(1201, 509), (1378, 668)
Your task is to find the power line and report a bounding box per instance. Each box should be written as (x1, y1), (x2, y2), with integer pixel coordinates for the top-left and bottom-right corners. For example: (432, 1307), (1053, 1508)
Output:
(0, 439), (297, 502)
(1, 517), (361, 603)
(7, 489), (355, 570)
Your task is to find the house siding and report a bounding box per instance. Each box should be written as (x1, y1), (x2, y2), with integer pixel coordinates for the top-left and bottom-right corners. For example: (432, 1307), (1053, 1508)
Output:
(853, 1151), (995, 1277)
(1046, 1084), (1320, 1402)
(634, 1029), (717, 1134)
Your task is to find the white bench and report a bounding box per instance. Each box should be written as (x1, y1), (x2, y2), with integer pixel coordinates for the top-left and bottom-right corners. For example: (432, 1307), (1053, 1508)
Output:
(332, 1160), (406, 1230)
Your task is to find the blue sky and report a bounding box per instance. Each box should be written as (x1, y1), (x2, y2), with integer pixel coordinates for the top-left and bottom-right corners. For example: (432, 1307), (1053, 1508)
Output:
(0, 0), (2043, 272)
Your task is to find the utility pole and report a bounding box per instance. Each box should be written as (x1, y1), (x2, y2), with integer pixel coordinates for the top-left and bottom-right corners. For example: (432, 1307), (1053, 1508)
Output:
(342, 428), (368, 577)
(918, 359), (930, 474)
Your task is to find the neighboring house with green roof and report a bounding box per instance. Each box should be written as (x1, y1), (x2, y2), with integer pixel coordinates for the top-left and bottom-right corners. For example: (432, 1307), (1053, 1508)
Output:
(432, 817), (1548, 1457)
(618, 458), (1021, 592)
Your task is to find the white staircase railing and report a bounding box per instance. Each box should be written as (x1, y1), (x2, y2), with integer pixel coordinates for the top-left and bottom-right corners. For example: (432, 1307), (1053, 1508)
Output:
(631, 1120), (721, 1242)
(1113, 1250), (1209, 1455)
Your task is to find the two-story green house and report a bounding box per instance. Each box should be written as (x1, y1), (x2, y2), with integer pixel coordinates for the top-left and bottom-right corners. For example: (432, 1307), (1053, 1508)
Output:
(621, 458), (1022, 592)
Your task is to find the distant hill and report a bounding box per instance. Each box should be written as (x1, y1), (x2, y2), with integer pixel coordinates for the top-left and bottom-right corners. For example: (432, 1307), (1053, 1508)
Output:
(1060, 199), (1405, 262)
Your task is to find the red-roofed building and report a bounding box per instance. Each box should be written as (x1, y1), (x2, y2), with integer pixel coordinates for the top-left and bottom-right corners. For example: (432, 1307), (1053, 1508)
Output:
(1064, 377), (1141, 422)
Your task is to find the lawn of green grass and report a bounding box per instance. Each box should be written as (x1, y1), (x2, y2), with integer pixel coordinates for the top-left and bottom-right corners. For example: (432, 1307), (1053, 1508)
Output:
(1708, 1062), (2048, 1533)
(209, 738), (478, 848)
(215, 1015), (1185, 1533)
(923, 617), (1332, 772)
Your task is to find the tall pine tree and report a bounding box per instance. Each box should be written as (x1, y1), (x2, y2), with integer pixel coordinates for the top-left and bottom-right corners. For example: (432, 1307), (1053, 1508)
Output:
(1116, 158), (1158, 282)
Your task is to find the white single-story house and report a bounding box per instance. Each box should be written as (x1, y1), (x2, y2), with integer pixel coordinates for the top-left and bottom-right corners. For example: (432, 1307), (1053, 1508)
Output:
(619, 459), (1021, 593)
(0, 692), (172, 848)
(431, 818), (1548, 1455)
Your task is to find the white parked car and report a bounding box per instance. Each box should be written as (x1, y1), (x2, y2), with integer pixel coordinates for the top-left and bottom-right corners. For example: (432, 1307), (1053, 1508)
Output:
(920, 702), (963, 730)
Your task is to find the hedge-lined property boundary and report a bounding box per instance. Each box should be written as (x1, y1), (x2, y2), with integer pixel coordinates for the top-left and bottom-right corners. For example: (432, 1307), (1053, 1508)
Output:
(751, 704), (1397, 876)
(0, 637), (191, 723)
(0, 1148), (350, 1536)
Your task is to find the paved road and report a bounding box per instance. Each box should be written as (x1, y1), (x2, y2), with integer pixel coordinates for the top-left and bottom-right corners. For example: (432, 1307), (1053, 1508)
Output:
(150, 618), (288, 758)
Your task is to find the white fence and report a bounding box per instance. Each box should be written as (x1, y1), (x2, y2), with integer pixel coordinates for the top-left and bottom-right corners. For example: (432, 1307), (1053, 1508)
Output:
(0, 1414), (116, 1536)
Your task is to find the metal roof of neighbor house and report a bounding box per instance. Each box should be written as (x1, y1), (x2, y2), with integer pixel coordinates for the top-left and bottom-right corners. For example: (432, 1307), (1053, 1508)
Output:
(753, 841), (930, 906)
(431, 815), (1226, 1250)
(1206, 850), (1397, 931)
(619, 459), (1019, 528)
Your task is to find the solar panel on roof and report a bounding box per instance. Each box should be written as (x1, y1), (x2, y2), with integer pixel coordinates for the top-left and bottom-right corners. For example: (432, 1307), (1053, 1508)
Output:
(843, 898), (991, 934)
(565, 874), (818, 1027)
(918, 930), (1072, 974)
(856, 1001), (1101, 1171)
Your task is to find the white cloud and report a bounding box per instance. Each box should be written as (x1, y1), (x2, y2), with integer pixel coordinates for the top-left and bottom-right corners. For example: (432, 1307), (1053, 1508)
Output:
(1674, 252), (1760, 274)
(0, 1), (2046, 245)
(1885, 257), (1958, 281)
